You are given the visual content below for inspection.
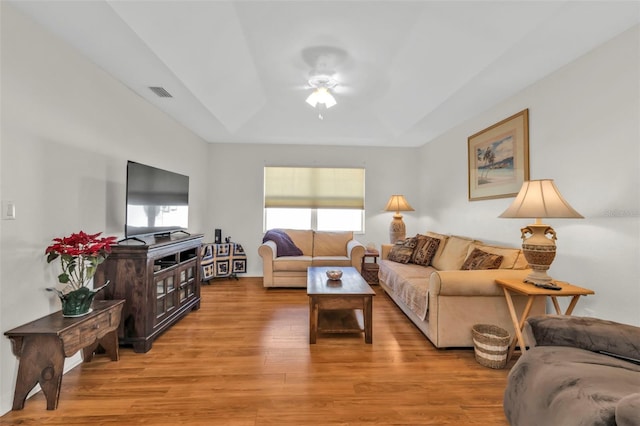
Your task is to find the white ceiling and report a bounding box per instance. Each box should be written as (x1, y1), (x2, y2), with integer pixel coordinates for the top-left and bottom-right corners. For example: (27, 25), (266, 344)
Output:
(9, 1), (640, 147)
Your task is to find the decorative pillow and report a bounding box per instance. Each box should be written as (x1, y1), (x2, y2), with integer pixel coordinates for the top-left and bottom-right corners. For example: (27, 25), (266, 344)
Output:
(262, 229), (303, 257)
(461, 248), (504, 270)
(466, 243), (521, 269)
(411, 235), (441, 266)
(387, 237), (418, 264)
(432, 235), (476, 270)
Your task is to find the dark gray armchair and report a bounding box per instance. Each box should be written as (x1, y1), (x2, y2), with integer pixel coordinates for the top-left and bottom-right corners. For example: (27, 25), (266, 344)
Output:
(504, 315), (640, 426)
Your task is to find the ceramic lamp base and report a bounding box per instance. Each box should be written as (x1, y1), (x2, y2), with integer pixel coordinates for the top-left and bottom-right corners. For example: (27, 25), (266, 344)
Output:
(521, 223), (558, 286)
(389, 214), (406, 243)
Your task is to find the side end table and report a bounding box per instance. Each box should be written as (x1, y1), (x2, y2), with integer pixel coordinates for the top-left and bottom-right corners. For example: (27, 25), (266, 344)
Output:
(361, 249), (379, 285)
(495, 279), (595, 362)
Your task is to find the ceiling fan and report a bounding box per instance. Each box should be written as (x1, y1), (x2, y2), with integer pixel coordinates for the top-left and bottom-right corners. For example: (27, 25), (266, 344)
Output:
(299, 46), (350, 119)
(305, 74), (338, 118)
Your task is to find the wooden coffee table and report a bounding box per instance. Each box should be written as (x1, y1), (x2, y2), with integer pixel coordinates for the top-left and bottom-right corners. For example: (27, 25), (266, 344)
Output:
(307, 266), (375, 344)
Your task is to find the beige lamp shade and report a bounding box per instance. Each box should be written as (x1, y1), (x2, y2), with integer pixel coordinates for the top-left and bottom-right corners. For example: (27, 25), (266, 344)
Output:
(384, 195), (415, 214)
(499, 179), (583, 288)
(384, 195), (414, 243)
(499, 180), (583, 219)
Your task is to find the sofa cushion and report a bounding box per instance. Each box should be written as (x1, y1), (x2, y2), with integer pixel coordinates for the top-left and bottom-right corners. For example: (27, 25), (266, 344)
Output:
(467, 243), (521, 269)
(281, 229), (314, 255)
(263, 229), (304, 257)
(411, 235), (441, 266)
(312, 231), (352, 257)
(272, 256), (313, 272)
(311, 256), (353, 268)
(425, 231), (449, 266)
(513, 252), (529, 270)
(432, 235), (476, 270)
(461, 248), (503, 270)
(378, 259), (434, 320)
(388, 237), (417, 264)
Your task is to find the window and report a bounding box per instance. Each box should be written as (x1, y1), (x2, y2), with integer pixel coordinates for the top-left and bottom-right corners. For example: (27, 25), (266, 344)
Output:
(264, 167), (365, 232)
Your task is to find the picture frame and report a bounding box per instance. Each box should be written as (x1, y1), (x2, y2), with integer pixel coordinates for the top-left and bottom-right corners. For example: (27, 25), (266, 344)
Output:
(468, 109), (529, 201)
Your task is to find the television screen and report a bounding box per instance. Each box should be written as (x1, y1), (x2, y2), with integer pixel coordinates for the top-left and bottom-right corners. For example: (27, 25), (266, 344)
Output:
(125, 161), (189, 238)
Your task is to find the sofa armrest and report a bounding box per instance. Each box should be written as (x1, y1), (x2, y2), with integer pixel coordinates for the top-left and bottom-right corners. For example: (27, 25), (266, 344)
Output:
(258, 240), (277, 259)
(616, 393), (640, 426)
(381, 244), (393, 260)
(525, 315), (640, 361)
(429, 269), (531, 297)
(258, 241), (277, 287)
(347, 240), (366, 272)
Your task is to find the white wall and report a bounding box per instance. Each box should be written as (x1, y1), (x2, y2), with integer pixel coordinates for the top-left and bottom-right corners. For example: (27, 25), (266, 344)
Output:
(418, 25), (640, 326)
(0, 5), (209, 414)
(205, 143), (420, 276)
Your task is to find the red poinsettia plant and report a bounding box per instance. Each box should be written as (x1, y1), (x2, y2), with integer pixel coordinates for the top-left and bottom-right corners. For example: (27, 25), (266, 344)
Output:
(45, 231), (117, 292)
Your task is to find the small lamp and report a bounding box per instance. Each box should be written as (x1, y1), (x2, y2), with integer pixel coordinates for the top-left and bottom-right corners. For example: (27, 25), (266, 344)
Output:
(384, 195), (415, 243)
(499, 179), (583, 288)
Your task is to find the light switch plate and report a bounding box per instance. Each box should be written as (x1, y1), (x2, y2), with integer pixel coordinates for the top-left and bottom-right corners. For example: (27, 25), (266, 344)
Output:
(2, 201), (16, 220)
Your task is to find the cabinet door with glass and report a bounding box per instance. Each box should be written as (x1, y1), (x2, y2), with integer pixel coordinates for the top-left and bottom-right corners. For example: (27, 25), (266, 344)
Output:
(178, 259), (197, 305)
(154, 268), (177, 324)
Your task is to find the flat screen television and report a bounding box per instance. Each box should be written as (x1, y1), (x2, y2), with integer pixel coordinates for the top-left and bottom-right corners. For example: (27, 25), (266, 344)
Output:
(125, 161), (189, 238)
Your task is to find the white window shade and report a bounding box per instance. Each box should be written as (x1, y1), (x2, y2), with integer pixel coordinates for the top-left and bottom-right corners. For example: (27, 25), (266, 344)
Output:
(264, 167), (365, 209)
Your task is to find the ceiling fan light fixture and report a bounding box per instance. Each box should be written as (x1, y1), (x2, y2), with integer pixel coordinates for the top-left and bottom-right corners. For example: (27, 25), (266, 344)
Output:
(305, 75), (338, 110)
(318, 87), (337, 108)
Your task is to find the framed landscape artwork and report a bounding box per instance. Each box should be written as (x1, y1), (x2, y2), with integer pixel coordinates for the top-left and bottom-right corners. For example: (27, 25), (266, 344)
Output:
(468, 109), (530, 201)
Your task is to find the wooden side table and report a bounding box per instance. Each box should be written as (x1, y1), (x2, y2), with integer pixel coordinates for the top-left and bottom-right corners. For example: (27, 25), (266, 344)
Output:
(4, 299), (124, 410)
(361, 249), (379, 285)
(495, 279), (595, 362)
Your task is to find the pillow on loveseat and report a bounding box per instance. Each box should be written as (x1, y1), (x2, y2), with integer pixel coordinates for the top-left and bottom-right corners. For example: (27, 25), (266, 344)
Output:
(313, 231), (352, 256)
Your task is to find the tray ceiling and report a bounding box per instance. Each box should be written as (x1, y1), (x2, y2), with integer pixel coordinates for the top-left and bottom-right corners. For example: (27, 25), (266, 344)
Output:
(9, 1), (640, 147)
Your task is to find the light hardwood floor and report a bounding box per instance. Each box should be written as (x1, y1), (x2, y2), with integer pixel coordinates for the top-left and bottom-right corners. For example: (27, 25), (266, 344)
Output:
(1, 278), (516, 425)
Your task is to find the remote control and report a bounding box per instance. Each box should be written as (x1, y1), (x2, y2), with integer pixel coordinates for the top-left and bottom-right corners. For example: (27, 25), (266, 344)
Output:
(534, 282), (562, 291)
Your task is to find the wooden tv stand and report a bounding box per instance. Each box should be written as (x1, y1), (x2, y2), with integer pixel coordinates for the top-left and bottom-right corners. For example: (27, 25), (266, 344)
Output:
(95, 233), (203, 353)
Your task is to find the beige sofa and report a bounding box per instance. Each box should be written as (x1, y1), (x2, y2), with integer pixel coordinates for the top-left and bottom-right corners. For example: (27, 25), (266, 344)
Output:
(379, 232), (545, 348)
(259, 229), (365, 288)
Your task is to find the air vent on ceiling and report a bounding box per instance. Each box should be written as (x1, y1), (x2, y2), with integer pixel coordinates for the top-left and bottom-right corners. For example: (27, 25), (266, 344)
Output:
(148, 86), (173, 98)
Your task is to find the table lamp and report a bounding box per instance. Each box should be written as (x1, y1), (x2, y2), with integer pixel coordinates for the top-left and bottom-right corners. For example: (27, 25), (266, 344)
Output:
(499, 179), (583, 288)
(384, 195), (414, 243)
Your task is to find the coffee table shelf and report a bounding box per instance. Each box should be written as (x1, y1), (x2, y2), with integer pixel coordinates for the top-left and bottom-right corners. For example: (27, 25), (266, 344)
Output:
(307, 266), (375, 344)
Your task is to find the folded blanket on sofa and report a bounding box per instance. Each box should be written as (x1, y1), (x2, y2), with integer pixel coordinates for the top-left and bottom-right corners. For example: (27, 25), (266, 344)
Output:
(263, 229), (303, 257)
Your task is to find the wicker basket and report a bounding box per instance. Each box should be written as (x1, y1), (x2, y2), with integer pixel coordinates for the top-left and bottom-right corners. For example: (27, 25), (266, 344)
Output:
(471, 324), (511, 369)
(361, 264), (379, 285)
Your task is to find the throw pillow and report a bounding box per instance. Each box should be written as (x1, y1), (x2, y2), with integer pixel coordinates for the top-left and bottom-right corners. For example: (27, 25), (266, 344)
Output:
(466, 243), (520, 269)
(461, 248), (504, 270)
(262, 229), (303, 257)
(387, 237), (418, 264)
(411, 235), (441, 266)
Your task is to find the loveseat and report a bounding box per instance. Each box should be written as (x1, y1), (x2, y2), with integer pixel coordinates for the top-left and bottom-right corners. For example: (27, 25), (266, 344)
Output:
(504, 315), (640, 426)
(258, 229), (365, 288)
(378, 232), (545, 348)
